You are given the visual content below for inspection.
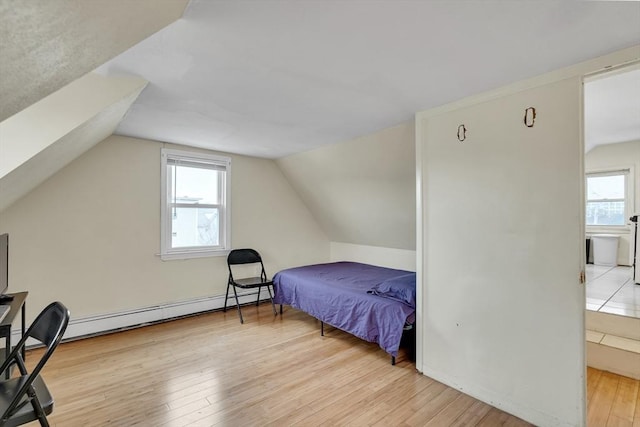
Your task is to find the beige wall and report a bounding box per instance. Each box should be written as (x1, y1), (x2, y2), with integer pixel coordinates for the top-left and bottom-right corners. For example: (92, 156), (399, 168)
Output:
(277, 121), (416, 251)
(0, 135), (328, 321)
(586, 140), (640, 266)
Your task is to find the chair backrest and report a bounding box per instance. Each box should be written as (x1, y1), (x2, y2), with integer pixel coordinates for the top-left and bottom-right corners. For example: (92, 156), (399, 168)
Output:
(0, 302), (69, 423)
(227, 248), (262, 265)
(227, 249), (267, 281)
(29, 302), (69, 349)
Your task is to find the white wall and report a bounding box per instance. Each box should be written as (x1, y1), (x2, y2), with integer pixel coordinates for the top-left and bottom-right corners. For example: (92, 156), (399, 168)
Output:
(416, 46), (640, 426)
(0, 135), (329, 324)
(586, 140), (640, 266)
(330, 242), (416, 271)
(417, 76), (585, 426)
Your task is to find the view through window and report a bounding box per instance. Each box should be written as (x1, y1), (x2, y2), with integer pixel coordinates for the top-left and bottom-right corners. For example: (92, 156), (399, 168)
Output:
(161, 149), (231, 259)
(586, 172), (627, 226)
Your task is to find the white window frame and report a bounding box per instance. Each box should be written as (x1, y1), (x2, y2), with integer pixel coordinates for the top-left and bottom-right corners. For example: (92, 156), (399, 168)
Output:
(160, 148), (231, 260)
(585, 167), (633, 233)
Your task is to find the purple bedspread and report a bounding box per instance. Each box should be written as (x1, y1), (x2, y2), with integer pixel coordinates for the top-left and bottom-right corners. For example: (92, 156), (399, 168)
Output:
(273, 262), (416, 357)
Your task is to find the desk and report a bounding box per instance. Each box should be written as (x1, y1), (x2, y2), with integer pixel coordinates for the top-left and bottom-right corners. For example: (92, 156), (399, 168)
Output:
(0, 292), (27, 379)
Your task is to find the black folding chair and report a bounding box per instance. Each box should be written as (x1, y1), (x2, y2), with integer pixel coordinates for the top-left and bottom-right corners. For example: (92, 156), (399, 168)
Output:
(224, 249), (277, 323)
(0, 302), (70, 426)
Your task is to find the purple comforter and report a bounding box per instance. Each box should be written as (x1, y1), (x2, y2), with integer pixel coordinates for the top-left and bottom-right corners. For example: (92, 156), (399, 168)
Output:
(273, 262), (416, 357)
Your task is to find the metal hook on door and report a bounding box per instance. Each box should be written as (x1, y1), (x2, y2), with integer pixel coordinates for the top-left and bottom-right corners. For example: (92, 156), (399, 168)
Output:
(457, 124), (467, 142)
(524, 107), (536, 128)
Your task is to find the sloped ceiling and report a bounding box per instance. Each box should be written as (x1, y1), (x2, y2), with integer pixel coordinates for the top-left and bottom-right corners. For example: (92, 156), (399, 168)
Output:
(97, 0), (640, 158)
(1, 1), (639, 249)
(0, 0), (188, 122)
(584, 67), (640, 152)
(0, 0), (186, 212)
(0, 73), (147, 212)
(277, 122), (416, 250)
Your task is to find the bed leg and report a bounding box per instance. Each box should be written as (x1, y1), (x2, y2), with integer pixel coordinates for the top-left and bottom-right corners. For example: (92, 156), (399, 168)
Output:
(279, 304), (283, 315)
(391, 356), (396, 366)
(321, 321), (324, 336)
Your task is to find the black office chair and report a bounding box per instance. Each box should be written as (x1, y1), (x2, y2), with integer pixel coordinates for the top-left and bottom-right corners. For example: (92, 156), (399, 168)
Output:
(0, 302), (70, 427)
(224, 249), (277, 323)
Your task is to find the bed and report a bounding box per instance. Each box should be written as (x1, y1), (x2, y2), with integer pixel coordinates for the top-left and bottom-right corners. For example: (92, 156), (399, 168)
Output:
(272, 261), (416, 364)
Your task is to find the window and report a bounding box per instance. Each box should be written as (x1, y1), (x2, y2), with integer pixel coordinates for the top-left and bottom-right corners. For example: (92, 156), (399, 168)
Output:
(586, 170), (629, 227)
(161, 149), (231, 260)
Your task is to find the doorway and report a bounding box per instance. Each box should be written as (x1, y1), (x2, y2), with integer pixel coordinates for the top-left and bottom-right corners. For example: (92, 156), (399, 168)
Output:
(583, 65), (640, 380)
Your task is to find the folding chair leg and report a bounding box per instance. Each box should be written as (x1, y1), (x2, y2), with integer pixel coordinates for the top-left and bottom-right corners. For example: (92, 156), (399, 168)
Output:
(29, 388), (50, 427)
(223, 282), (231, 312)
(267, 285), (277, 316)
(231, 286), (244, 324)
(256, 287), (261, 306)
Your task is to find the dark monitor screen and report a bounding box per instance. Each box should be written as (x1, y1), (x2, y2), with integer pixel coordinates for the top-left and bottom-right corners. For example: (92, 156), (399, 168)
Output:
(0, 234), (7, 295)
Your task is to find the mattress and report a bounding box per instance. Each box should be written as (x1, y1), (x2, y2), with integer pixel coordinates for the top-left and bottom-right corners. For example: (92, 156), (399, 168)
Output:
(273, 261), (416, 357)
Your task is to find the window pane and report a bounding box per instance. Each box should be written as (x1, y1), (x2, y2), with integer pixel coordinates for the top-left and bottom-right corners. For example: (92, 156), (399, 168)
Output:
(171, 207), (220, 248)
(586, 201), (625, 226)
(169, 165), (220, 205)
(587, 175), (624, 200)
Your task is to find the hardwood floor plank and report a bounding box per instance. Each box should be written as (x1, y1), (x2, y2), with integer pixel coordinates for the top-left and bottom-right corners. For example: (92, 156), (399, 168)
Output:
(16, 304), (639, 426)
(589, 371), (621, 426)
(371, 380), (449, 426)
(633, 382), (640, 427)
(423, 393), (477, 426)
(265, 356), (390, 425)
(607, 414), (634, 427)
(588, 366), (604, 405)
(609, 376), (640, 424)
(476, 407), (513, 426)
(448, 399), (493, 427)
(324, 369), (433, 426)
(404, 386), (461, 426)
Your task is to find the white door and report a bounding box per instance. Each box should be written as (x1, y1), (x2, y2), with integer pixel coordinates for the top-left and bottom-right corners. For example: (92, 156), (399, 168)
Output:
(418, 77), (584, 426)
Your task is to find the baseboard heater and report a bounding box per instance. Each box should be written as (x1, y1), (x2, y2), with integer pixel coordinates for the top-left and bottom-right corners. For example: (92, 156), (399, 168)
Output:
(9, 290), (269, 348)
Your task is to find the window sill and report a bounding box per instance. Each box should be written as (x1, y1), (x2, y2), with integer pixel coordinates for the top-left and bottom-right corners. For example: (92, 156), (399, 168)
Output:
(159, 249), (230, 261)
(586, 225), (631, 235)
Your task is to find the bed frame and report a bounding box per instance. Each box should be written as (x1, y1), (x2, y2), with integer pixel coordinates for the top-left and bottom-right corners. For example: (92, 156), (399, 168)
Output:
(279, 304), (414, 365)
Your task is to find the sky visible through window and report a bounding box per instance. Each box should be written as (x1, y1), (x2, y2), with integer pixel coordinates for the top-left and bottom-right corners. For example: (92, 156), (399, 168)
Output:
(171, 165), (221, 247)
(587, 175), (624, 200)
(171, 165), (220, 204)
(586, 174), (625, 226)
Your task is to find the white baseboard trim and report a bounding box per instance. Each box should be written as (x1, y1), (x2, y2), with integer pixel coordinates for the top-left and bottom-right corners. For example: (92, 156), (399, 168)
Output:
(8, 290), (272, 347)
(587, 341), (640, 380)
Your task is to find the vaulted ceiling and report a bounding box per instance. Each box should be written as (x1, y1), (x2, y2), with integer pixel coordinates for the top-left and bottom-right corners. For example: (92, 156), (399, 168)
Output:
(96, 0), (640, 158)
(0, 0), (187, 212)
(0, 0), (639, 219)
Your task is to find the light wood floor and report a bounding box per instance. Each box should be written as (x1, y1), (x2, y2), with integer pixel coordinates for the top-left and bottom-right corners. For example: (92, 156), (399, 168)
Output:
(21, 303), (639, 426)
(587, 366), (640, 426)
